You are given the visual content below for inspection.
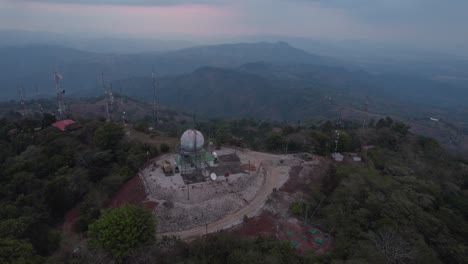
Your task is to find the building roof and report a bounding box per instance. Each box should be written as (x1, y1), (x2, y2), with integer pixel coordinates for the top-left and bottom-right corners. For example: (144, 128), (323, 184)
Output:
(331, 152), (344, 162)
(175, 151), (215, 166)
(51, 119), (77, 131)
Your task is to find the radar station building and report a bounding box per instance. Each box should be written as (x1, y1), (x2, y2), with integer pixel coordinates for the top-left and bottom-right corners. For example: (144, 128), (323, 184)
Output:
(175, 129), (215, 177)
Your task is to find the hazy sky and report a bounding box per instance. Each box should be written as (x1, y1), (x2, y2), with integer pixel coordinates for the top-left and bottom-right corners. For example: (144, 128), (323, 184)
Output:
(1, 0), (467, 53)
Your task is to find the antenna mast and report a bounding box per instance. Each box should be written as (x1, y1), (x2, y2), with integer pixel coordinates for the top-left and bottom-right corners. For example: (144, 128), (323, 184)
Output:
(120, 87), (126, 126)
(17, 82), (26, 116)
(101, 72), (113, 122)
(152, 68), (158, 128)
(334, 130), (340, 153)
(109, 82), (114, 119)
(53, 70), (66, 120)
(33, 84), (44, 112)
(363, 96), (369, 128)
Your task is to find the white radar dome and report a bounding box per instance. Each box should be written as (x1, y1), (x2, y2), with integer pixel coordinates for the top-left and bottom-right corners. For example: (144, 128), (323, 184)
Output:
(180, 129), (204, 152)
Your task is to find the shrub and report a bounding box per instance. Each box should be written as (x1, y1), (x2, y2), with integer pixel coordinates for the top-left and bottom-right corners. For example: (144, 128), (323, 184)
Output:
(88, 205), (156, 259)
(160, 143), (170, 153)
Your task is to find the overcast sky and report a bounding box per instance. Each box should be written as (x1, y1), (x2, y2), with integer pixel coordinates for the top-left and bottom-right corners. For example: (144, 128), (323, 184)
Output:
(1, 0), (467, 54)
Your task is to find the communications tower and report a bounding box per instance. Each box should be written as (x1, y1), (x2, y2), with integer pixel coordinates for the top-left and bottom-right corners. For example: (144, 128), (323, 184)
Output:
(101, 72), (114, 122)
(363, 96), (369, 128)
(152, 69), (159, 128)
(17, 82), (26, 116)
(53, 70), (66, 119)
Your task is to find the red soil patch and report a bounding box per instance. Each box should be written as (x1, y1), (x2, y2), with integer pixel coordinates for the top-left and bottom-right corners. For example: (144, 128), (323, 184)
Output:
(142, 201), (159, 210)
(62, 174), (155, 233)
(232, 212), (332, 254)
(62, 206), (80, 233)
(110, 175), (153, 208)
(240, 163), (257, 171)
(235, 211), (277, 236)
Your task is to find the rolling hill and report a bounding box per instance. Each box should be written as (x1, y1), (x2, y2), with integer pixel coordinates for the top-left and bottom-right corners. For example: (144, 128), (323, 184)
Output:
(0, 41), (336, 100)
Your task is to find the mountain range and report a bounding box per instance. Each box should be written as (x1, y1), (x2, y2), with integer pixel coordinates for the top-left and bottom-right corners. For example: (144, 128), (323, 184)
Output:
(0, 40), (467, 132)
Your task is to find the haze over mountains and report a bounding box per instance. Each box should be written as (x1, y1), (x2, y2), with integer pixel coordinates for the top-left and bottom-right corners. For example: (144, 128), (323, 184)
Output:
(1, 30), (467, 130)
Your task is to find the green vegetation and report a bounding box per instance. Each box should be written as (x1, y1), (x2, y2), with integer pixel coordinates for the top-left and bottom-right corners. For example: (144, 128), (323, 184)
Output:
(172, 234), (303, 264)
(289, 201), (308, 216)
(0, 116), (156, 260)
(191, 116), (465, 263)
(89, 205), (156, 258)
(0, 112), (466, 263)
(303, 119), (467, 263)
(160, 143), (170, 153)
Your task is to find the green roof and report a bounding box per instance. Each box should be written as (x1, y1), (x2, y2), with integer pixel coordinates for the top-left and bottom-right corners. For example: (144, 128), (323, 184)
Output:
(175, 151), (215, 166)
(314, 237), (323, 245)
(291, 240), (299, 247)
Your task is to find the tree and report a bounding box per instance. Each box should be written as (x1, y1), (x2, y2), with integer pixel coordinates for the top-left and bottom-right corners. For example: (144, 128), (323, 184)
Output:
(0, 238), (43, 264)
(371, 229), (415, 264)
(310, 130), (331, 155)
(391, 121), (409, 136)
(376, 117), (394, 129)
(160, 143), (170, 153)
(266, 133), (286, 151)
(93, 123), (125, 150)
(336, 130), (353, 152)
(44, 176), (76, 216)
(41, 113), (56, 128)
(88, 205), (156, 259)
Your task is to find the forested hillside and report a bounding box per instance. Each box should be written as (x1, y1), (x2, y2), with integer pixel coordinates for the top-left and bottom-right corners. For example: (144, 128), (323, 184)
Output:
(0, 110), (466, 263)
(0, 115), (157, 262)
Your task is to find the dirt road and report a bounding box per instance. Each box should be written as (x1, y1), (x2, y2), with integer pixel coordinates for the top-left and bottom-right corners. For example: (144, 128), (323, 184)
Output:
(157, 151), (292, 240)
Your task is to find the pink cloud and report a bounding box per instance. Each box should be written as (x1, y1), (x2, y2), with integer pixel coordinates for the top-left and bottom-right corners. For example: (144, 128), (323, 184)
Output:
(4, 0), (248, 36)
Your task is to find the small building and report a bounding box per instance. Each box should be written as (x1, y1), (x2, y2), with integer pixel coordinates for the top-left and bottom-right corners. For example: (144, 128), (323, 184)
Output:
(175, 129), (215, 176)
(362, 145), (375, 151)
(349, 153), (362, 162)
(331, 153), (344, 162)
(51, 119), (80, 131)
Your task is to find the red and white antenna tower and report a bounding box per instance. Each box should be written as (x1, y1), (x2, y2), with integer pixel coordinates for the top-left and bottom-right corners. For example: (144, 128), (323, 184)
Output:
(152, 68), (159, 128)
(53, 70), (66, 119)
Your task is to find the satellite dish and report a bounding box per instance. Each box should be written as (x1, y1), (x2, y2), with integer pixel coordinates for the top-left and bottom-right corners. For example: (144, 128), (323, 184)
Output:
(210, 173), (217, 181)
(212, 151), (218, 158)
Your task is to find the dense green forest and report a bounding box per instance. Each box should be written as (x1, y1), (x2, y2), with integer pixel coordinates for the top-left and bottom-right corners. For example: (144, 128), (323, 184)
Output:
(0, 112), (466, 263)
(0, 114), (157, 263)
